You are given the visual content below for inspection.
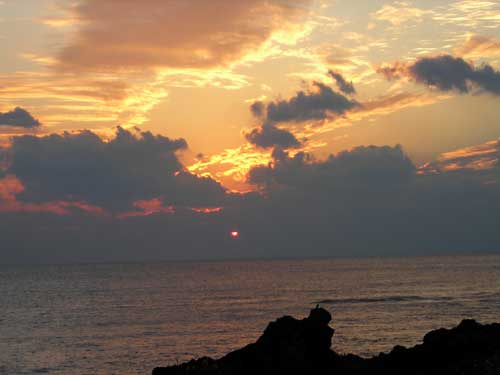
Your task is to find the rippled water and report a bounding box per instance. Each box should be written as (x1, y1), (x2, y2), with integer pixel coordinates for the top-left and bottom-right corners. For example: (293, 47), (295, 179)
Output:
(1, 255), (499, 375)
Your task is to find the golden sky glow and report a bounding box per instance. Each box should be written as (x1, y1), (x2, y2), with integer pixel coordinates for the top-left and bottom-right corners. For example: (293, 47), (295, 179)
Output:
(1, 0), (499, 191)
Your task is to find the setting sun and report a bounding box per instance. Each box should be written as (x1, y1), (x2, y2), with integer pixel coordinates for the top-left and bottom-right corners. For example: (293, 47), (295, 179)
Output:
(1, 1), (500, 374)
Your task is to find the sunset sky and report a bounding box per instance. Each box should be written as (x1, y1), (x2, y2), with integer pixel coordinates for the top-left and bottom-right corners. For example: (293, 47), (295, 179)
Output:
(1, 0), (500, 263)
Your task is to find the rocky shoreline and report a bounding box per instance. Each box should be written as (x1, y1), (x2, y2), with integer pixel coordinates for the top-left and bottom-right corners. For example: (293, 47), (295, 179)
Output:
(152, 307), (500, 375)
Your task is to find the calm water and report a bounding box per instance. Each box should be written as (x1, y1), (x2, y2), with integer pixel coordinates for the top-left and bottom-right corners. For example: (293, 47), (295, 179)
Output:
(1, 255), (499, 375)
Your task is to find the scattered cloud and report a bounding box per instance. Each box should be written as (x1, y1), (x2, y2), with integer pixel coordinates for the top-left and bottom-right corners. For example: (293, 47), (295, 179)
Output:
(378, 55), (500, 95)
(242, 77), (360, 150)
(350, 92), (450, 121)
(377, 61), (410, 81)
(185, 59), (464, 193)
(328, 70), (356, 95)
(116, 198), (176, 219)
(57, 0), (312, 72)
(2, 0), (500, 263)
(262, 81), (359, 124)
(4, 1), (316, 135)
(0, 107), (41, 128)
(434, 1), (500, 30)
(245, 124), (302, 149)
(0, 70), (166, 128)
(372, 1), (431, 26)
(250, 101), (266, 118)
(455, 34), (500, 58)
(420, 139), (500, 173)
(317, 44), (358, 68)
(238, 79), (359, 152)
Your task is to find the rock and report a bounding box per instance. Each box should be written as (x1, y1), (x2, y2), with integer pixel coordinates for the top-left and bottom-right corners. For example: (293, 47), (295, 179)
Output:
(251, 306), (335, 372)
(152, 308), (500, 375)
(367, 318), (500, 375)
(153, 306), (335, 375)
(308, 305), (332, 324)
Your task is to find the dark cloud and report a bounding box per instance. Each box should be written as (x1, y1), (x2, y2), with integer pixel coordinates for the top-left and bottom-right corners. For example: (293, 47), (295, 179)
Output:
(379, 55), (500, 95)
(0, 107), (41, 128)
(250, 101), (265, 118)
(411, 55), (500, 94)
(5, 127), (225, 211)
(244, 80), (359, 149)
(328, 70), (356, 95)
(1, 115), (500, 263)
(248, 145), (415, 189)
(4, 142), (500, 264)
(264, 82), (359, 124)
(244, 144), (500, 259)
(245, 124), (301, 149)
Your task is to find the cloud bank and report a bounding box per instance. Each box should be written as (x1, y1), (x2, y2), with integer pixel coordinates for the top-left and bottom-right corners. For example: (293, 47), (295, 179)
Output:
(248, 145), (415, 189)
(3, 127), (225, 212)
(3, 138), (500, 264)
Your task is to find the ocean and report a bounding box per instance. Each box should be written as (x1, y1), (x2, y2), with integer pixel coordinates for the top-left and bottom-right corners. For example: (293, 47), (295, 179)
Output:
(1, 255), (499, 375)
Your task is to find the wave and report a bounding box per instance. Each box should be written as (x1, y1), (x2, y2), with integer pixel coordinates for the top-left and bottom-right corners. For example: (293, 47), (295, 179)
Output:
(315, 295), (455, 305)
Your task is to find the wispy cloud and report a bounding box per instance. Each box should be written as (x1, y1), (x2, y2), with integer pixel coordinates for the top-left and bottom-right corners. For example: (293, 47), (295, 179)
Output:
(372, 1), (432, 26)
(420, 139), (500, 173)
(0, 70), (167, 128)
(56, 0), (312, 72)
(5, 0), (316, 136)
(434, 1), (500, 30)
(455, 34), (500, 58)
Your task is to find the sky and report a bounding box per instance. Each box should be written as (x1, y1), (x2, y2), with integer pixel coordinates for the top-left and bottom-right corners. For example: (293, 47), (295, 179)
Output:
(1, 0), (500, 263)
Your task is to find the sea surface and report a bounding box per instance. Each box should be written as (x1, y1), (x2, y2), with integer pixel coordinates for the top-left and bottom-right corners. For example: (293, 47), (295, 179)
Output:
(1, 255), (499, 375)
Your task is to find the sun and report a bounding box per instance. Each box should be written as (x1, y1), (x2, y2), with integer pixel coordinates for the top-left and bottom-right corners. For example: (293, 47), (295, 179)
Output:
(230, 231), (239, 239)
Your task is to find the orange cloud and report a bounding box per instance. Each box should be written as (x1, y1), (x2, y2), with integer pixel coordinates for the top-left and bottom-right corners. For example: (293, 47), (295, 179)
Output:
(0, 70), (167, 128)
(352, 92), (450, 120)
(117, 198), (176, 219)
(420, 139), (500, 174)
(187, 86), (449, 191)
(372, 1), (431, 26)
(57, 0), (311, 72)
(188, 143), (273, 191)
(0, 175), (227, 217)
(116, 201), (225, 218)
(0, 175), (106, 215)
(3, 1), (312, 135)
(433, 0), (500, 29)
(455, 34), (500, 59)
(190, 207), (224, 214)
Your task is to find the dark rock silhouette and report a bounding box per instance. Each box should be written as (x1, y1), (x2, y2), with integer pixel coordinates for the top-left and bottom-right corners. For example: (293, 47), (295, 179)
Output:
(152, 307), (500, 375)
